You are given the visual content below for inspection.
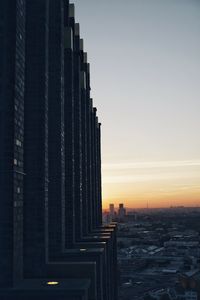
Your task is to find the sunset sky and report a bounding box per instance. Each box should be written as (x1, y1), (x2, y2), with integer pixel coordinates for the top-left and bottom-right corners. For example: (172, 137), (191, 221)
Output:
(73, 0), (200, 209)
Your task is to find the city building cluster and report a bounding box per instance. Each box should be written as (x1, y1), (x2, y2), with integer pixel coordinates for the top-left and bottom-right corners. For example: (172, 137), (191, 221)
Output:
(0, 1), (117, 299)
(103, 203), (127, 223)
(116, 207), (200, 300)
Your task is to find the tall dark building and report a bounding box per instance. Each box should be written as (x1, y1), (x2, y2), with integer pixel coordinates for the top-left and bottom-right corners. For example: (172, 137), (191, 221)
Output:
(0, 1), (118, 299)
(64, 3), (76, 247)
(0, 0), (26, 287)
(23, 0), (49, 278)
(48, 0), (65, 259)
(73, 22), (83, 241)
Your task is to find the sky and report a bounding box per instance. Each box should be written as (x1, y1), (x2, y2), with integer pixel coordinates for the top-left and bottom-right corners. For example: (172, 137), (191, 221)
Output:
(72, 0), (200, 209)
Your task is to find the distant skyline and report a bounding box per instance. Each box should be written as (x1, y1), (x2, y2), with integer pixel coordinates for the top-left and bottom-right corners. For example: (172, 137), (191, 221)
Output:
(72, 0), (200, 209)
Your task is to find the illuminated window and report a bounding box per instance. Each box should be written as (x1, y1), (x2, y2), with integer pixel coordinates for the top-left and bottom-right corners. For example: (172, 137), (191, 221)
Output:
(46, 281), (59, 286)
(16, 139), (22, 147)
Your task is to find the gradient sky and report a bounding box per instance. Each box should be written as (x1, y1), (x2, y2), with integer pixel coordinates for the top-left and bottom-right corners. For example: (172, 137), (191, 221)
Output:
(72, 0), (200, 209)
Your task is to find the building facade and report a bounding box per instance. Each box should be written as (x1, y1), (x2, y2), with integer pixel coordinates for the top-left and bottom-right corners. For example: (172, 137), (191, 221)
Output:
(23, 0), (49, 278)
(0, 1), (118, 299)
(0, 0), (26, 287)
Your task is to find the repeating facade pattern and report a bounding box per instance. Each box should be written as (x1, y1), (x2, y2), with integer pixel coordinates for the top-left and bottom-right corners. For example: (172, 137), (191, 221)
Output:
(0, 1), (117, 299)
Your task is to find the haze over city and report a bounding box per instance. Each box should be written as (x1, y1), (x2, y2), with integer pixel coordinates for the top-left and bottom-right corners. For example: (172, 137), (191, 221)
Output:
(73, 0), (200, 209)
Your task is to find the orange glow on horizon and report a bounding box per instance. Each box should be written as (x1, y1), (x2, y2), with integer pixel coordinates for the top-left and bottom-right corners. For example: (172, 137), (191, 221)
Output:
(102, 196), (200, 210)
(102, 186), (200, 209)
(101, 159), (200, 210)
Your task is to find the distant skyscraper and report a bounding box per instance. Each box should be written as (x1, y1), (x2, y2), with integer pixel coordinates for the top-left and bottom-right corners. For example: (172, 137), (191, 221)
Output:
(109, 204), (115, 220)
(110, 204), (115, 215)
(118, 203), (126, 221)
